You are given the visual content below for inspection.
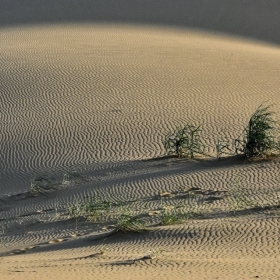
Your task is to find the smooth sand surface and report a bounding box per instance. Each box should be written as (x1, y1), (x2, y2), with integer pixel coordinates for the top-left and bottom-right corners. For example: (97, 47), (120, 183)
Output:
(1, 1), (280, 279)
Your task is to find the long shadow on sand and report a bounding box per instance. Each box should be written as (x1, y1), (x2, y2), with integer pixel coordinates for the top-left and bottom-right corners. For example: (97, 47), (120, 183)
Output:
(1, 155), (279, 258)
(2, 203), (279, 258)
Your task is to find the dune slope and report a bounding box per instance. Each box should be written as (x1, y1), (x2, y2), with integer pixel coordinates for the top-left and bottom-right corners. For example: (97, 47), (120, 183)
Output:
(0, 23), (280, 280)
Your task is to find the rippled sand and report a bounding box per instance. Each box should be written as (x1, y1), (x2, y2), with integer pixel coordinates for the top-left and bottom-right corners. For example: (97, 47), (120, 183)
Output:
(1, 3), (280, 280)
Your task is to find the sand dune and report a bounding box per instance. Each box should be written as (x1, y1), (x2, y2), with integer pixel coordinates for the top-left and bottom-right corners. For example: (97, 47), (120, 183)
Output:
(1, 0), (280, 45)
(1, 2), (280, 280)
(1, 24), (280, 194)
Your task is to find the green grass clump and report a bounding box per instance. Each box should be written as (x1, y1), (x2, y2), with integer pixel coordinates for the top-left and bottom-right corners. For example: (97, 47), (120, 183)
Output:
(116, 214), (147, 233)
(68, 198), (147, 232)
(235, 105), (280, 160)
(159, 207), (200, 226)
(159, 209), (185, 225)
(68, 197), (113, 222)
(164, 124), (204, 158)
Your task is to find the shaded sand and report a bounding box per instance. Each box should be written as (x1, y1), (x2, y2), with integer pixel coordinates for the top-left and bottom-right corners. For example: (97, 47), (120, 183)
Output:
(1, 9), (280, 280)
(1, 0), (280, 46)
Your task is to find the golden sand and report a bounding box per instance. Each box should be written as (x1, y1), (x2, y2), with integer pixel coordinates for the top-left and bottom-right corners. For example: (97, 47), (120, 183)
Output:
(0, 1), (280, 279)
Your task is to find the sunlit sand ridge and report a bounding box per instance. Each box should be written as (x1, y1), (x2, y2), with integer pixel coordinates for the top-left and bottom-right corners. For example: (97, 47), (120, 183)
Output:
(0, 8), (280, 280)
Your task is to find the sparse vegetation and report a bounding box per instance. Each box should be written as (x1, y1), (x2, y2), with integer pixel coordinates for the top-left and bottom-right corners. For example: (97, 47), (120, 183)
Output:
(21, 105), (280, 242)
(159, 208), (185, 225)
(163, 104), (280, 161)
(68, 197), (147, 232)
(116, 213), (147, 233)
(159, 207), (199, 225)
(64, 173), (280, 235)
(228, 177), (254, 214)
(62, 170), (81, 185)
(234, 105), (280, 160)
(29, 177), (54, 197)
(164, 124), (204, 158)
(215, 138), (232, 160)
(68, 196), (113, 222)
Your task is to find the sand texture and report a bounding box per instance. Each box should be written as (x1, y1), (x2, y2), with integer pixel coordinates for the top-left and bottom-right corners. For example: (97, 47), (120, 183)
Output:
(1, 1), (280, 279)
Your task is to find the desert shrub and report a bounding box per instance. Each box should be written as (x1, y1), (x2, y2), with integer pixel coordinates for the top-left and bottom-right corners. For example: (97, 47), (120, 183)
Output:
(234, 105), (280, 160)
(164, 124), (204, 158)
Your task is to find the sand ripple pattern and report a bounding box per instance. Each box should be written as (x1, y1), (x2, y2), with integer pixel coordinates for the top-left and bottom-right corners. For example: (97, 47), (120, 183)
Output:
(1, 24), (280, 195)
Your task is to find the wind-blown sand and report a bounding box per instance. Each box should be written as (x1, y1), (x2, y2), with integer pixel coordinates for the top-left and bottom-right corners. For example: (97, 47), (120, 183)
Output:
(0, 1), (280, 279)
